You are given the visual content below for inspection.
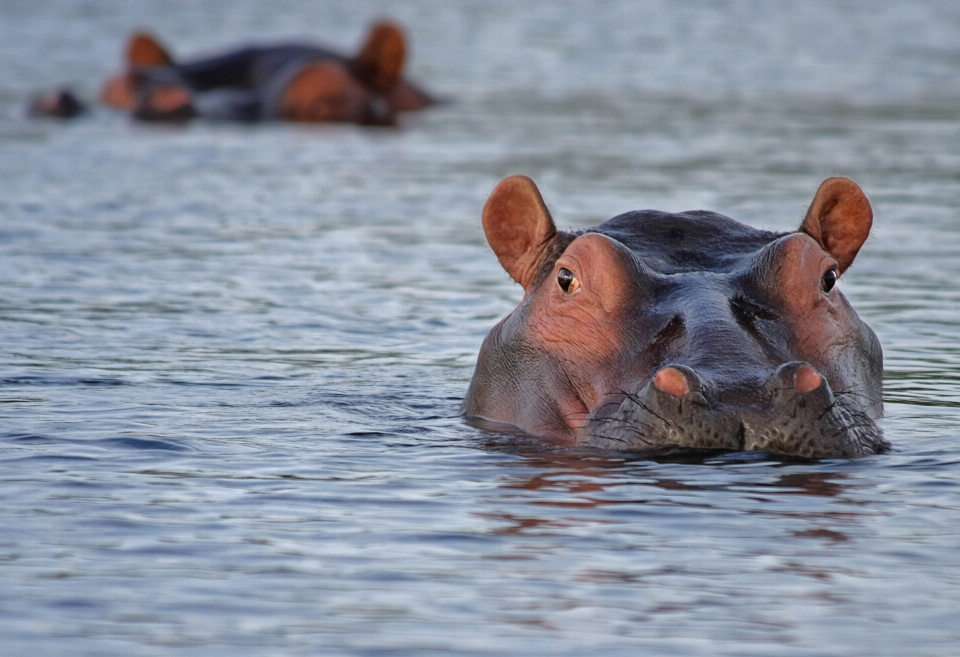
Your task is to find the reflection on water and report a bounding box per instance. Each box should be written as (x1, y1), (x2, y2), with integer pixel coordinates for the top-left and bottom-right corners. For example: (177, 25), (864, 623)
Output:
(3, 1), (960, 655)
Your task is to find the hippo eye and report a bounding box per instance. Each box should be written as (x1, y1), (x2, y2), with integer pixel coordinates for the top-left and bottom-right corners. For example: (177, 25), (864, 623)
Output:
(557, 268), (579, 293)
(821, 268), (838, 293)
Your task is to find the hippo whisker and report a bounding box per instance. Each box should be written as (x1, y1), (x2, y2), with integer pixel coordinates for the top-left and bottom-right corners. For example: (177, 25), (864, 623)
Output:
(580, 412), (667, 447)
(621, 391), (687, 432)
(818, 400), (841, 422)
(834, 388), (883, 408)
(584, 424), (663, 449)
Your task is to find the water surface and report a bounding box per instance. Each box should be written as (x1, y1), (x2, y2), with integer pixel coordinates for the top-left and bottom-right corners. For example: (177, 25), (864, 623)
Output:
(3, 1), (960, 655)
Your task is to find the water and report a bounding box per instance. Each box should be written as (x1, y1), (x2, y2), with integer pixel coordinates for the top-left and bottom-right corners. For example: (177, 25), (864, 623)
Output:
(3, 1), (960, 655)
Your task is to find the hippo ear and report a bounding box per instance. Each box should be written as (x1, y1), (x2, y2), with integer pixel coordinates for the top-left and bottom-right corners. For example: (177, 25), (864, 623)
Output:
(482, 176), (558, 290)
(351, 22), (407, 93)
(800, 177), (873, 274)
(126, 31), (174, 67)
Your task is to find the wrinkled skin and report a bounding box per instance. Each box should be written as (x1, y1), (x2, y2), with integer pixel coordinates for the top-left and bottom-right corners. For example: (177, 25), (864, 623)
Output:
(462, 176), (887, 458)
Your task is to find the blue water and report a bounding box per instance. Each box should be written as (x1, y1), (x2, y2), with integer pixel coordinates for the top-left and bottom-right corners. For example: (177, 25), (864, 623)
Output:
(3, 1), (960, 655)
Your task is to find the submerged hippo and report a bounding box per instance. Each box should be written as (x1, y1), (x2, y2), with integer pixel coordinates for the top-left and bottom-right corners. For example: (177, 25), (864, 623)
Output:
(462, 176), (887, 458)
(32, 21), (434, 125)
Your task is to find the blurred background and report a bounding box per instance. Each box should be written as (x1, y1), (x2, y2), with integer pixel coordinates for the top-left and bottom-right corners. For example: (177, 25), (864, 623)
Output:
(3, 1), (960, 655)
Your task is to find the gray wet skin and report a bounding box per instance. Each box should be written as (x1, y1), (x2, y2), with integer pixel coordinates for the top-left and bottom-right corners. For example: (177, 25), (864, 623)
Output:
(463, 176), (887, 458)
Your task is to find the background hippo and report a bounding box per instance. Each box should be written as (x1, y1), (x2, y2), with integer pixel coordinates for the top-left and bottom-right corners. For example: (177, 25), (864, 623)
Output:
(33, 21), (434, 124)
(463, 176), (887, 458)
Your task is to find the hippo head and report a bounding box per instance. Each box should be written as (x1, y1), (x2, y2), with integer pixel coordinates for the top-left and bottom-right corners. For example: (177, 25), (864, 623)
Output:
(462, 176), (887, 458)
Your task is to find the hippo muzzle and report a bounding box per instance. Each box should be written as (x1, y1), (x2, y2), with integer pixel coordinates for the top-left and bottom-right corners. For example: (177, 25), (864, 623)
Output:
(581, 362), (885, 458)
(463, 176), (887, 459)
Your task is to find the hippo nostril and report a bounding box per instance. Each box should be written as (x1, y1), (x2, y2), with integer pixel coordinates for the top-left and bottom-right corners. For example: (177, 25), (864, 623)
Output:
(768, 361), (825, 395)
(794, 364), (822, 393)
(654, 367), (689, 397)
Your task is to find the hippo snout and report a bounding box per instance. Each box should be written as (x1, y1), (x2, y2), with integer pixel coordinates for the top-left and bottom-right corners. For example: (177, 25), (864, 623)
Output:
(580, 361), (888, 458)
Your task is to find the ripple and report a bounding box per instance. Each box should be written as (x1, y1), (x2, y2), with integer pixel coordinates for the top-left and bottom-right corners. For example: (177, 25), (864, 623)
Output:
(4, 1), (960, 656)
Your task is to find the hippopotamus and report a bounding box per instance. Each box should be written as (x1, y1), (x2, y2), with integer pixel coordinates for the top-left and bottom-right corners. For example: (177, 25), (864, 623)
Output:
(32, 21), (435, 125)
(462, 176), (887, 458)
